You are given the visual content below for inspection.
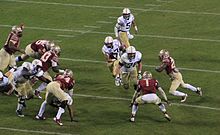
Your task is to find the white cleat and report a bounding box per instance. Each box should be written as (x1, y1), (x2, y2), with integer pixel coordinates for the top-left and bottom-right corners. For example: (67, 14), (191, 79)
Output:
(196, 87), (202, 96)
(164, 113), (171, 121)
(129, 117), (135, 122)
(181, 94), (188, 103)
(115, 77), (121, 86)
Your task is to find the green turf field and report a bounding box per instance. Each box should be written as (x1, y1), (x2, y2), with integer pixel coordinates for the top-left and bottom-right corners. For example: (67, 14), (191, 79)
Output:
(0, 0), (220, 135)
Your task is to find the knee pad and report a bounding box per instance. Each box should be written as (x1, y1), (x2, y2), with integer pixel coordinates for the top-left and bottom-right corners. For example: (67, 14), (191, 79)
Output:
(60, 100), (68, 109)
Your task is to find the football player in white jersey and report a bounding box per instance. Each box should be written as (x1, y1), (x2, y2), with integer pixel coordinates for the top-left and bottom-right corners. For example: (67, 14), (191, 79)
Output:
(102, 36), (123, 86)
(115, 46), (142, 90)
(5, 59), (50, 117)
(114, 8), (138, 48)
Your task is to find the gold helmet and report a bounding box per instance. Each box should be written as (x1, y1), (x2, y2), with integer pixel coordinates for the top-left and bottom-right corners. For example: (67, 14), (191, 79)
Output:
(159, 49), (169, 60)
(64, 69), (73, 78)
(142, 71), (152, 79)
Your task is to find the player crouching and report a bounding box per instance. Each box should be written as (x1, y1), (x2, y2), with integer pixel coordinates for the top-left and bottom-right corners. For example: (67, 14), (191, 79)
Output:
(35, 69), (75, 126)
(129, 71), (171, 122)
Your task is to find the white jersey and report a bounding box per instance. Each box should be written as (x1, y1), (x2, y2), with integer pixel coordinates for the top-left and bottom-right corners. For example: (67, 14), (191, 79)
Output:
(102, 39), (121, 60)
(116, 14), (135, 32)
(12, 62), (44, 84)
(0, 76), (9, 87)
(119, 51), (142, 72)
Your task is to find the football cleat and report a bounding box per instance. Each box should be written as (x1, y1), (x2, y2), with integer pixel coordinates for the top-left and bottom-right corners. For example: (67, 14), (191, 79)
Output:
(16, 110), (24, 117)
(164, 113), (171, 121)
(53, 117), (63, 126)
(35, 115), (46, 120)
(196, 87), (202, 96)
(115, 77), (121, 86)
(129, 116), (135, 122)
(180, 94), (188, 103)
(34, 90), (42, 99)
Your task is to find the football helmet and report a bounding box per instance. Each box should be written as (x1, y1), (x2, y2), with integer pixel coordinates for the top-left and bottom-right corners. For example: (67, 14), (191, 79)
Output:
(45, 41), (55, 51)
(12, 24), (24, 37)
(122, 8), (131, 19)
(64, 69), (73, 78)
(104, 36), (113, 48)
(142, 71), (152, 79)
(32, 59), (42, 68)
(159, 49), (169, 60)
(126, 46), (136, 59)
(22, 62), (34, 72)
(52, 45), (61, 56)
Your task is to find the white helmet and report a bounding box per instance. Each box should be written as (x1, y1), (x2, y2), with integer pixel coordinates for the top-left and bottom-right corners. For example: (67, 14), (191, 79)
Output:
(122, 8), (131, 19)
(22, 62), (34, 71)
(126, 46), (136, 59)
(104, 36), (113, 48)
(126, 46), (136, 53)
(32, 59), (42, 67)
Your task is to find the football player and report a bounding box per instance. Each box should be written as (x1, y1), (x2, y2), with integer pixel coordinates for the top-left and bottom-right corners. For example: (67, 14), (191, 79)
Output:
(34, 45), (65, 99)
(16, 39), (54, 62)
(5, 59), (50, 117)
(102, 36), (123, 86)
(155, 49), (202, 102)
(114, 8), (138, 48)
(35, 69), (75, 126)
(115, 46), (142, 90)
(130, 71), (171, 122)
(0, 24), (25, 71)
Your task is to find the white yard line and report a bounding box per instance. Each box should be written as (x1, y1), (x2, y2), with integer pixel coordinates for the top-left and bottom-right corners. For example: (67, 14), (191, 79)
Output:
(0, 127), (79, 135)
(57, 34), (75, 38)
(1, 24), (214, 43)
(3, 0), (220, 16)
(59, 58), (220, 74)
(145, 4), (161, 7)
(96, 21), (113, 24)
(74, 94), (220, 111)
(83, 25), (100, 29)
(156, 0), (174, 3)
(1, 24), (220, 43)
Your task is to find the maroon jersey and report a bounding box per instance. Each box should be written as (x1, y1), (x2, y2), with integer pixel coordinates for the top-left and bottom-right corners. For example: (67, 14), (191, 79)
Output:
(40, 51), (58, 72)
(55, 74), (75, 90)
(4, 32), (20, 55)
(162, 56), (176, 74)
(31, 40), (47, 54)
(138, 78), (159, 95)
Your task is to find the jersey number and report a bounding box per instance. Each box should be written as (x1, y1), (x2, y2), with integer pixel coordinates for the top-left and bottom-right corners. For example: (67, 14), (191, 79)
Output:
(41, 52), (51, 62)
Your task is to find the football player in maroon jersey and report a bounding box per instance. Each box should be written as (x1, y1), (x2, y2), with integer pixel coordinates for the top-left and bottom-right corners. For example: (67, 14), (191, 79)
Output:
(130, 71), (171, 122)
(16, 39), (53, 62)
(34, 45), (65, 99)
(35, 69), (75, 126)
(0, 24), (25, 71)
(155, 49), (202, 103)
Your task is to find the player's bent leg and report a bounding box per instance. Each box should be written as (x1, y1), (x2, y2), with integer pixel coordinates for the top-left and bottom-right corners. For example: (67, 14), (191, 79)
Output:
(121, 72), (129, 89)
(54, 100), (67, 126)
